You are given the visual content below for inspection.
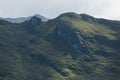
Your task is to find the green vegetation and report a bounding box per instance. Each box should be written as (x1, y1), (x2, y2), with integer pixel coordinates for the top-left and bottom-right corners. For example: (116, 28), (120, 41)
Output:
(0, 12), (120, 80)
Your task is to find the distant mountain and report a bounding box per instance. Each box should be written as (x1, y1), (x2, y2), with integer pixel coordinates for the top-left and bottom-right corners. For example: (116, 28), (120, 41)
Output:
(0, 14), (48, 23)
(0, 12), (120, 80)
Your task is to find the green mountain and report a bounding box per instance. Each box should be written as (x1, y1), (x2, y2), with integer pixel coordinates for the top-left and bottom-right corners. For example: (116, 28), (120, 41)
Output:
(0, 12), (120, 80)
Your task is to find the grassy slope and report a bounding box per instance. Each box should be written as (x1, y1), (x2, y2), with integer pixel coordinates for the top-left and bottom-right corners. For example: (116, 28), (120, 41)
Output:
(57, 13), (120, 80)
(0, 13), (120, 80)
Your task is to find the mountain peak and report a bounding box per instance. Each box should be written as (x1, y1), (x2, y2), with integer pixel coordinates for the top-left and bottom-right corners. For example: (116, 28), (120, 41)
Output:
(58, 12), (80, 19)
(28, 16), (42, 25)
(34, 14), (41, 16)
(0, 14), (49, 23)
(32, 14), (48, 22)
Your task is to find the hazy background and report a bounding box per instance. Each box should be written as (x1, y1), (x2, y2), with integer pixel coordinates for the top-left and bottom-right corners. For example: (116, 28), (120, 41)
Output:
(0, 0), (119, 20)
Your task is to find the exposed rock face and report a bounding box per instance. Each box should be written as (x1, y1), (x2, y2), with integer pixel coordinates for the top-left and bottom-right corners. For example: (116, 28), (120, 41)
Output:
(56, 22), (87, 54)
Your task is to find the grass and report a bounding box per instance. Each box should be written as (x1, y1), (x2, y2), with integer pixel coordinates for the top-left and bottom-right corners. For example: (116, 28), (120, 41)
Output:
(0, 12), (120, 80)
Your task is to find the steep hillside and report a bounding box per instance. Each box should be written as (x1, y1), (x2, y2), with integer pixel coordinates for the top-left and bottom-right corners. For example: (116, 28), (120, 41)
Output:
(0, 12), (120, 80)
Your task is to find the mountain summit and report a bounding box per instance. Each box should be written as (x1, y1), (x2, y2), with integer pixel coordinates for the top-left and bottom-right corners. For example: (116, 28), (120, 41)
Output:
(0, 12), (120, 80)
(0, 14), (48, 23)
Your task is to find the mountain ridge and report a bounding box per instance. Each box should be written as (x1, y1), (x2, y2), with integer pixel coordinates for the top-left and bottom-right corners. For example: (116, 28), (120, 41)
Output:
(0, 14), (48, 23)
(0, 12), (120, 80)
